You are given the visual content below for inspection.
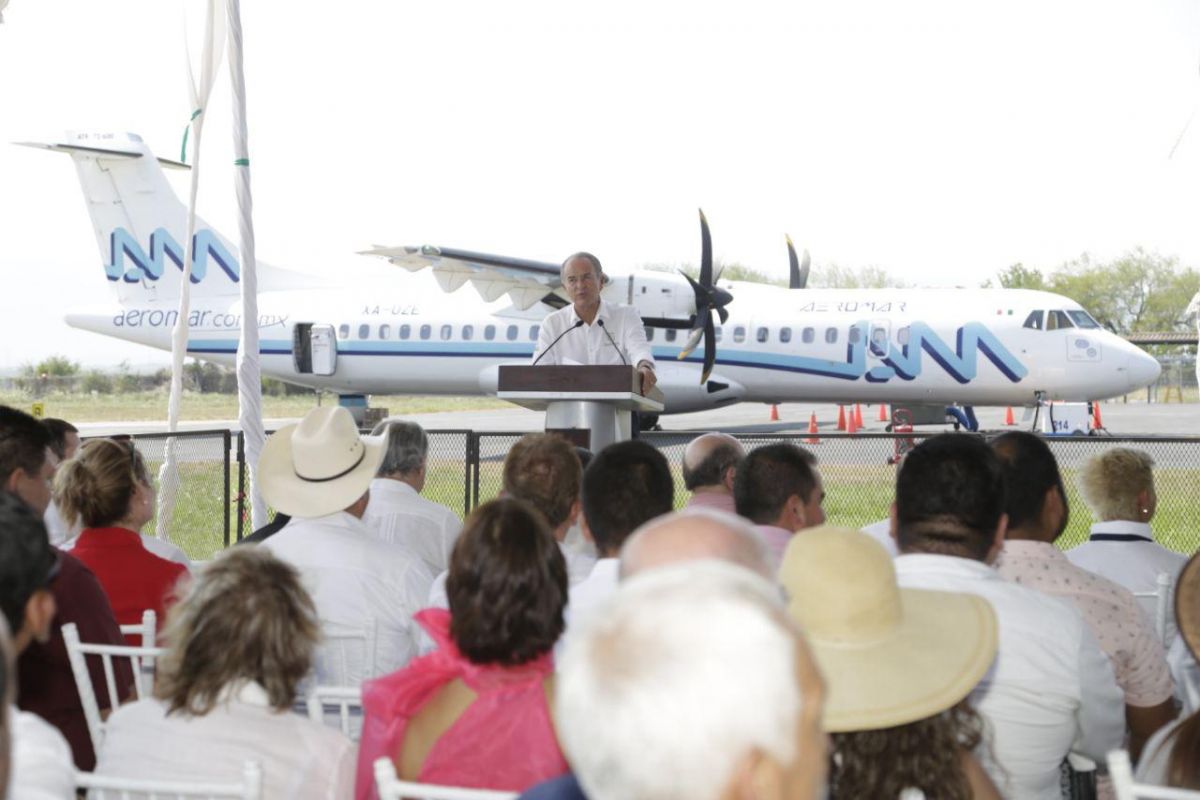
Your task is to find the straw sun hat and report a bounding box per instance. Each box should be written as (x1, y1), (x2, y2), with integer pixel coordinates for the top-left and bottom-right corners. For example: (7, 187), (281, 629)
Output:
(1176, 549), (1200, 662)
(259, 407), (385, 518)
(779, 527), (998, 733)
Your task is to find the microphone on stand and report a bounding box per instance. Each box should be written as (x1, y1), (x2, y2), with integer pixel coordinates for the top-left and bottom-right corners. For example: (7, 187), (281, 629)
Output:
(532, 319), (585, 366)
(596, 319), (628, 366)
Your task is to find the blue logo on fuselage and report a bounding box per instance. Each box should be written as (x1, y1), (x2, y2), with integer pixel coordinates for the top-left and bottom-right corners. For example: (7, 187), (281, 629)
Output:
(106, 227), (239, 284)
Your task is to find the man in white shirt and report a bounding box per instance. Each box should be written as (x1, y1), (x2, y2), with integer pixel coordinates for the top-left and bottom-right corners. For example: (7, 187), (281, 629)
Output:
(532, 252), (656, 395)
(890, 434), (1125, 800)
(0, 493), (75, 800)
(258, 407), (434, 685)
(363, 419), (462, 574)
(733, 443), (825, 570)
(682, 433), (745, 516)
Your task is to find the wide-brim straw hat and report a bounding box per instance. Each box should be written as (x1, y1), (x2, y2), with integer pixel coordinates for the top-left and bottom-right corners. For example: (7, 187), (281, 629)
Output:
(259, 406), (385, 518)
(779, 526), (998, 733)
(1176, 549), (1200, 662)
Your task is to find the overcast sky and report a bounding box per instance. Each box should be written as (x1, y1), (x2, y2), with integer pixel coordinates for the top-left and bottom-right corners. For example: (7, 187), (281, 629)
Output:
(2, 0), (1200, 369)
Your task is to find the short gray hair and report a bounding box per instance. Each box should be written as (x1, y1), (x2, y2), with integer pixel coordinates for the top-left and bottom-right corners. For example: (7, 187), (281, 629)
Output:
(373, 420), (428, 476)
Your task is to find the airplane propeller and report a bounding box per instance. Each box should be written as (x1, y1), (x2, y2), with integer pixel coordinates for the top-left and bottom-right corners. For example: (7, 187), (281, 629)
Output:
(787, 235), (811, 289)
(677, 209), (734, 383)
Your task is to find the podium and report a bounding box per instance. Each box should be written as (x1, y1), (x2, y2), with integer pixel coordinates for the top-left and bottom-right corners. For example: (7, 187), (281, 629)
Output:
(498, 365), (665, 453)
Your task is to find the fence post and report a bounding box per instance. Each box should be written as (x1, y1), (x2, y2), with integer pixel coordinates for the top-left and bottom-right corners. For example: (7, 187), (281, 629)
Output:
(470, 432), (481, 512)
(223, 429), (231, 548)
(236, 431), (247, 541)
(462, 432), (473, 517)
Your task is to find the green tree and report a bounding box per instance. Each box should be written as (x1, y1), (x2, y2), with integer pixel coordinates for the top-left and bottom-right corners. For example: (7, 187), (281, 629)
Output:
(1046, 249), (1199, 334)
(21, 355), (80, 379)
(810, 263), (906, 289)
(988, 263), (1046, 290)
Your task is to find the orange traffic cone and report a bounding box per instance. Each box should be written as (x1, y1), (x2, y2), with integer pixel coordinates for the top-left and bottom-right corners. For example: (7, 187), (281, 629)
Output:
(854, 403), (864, 429)
(806, 412), (820, 445)
(769, 404), (780, 422)
(847, 407), (859, 434)
(1092, 402), (1103, 430)
(878, 403), (889, 422)
(1003, 406), (1015, 426)
(836, 406), (847, 431)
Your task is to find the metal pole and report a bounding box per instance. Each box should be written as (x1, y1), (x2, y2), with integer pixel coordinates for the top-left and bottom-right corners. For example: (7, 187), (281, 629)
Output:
(236, 431), (246, 541)
(222, 429), (231, 547)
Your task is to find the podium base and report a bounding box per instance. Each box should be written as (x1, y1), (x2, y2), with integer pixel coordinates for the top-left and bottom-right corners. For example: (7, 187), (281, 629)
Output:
(545, 400), (632, 454)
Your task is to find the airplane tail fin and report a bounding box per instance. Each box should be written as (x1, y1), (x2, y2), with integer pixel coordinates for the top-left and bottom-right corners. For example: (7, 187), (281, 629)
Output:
(21, 131), (246, 303)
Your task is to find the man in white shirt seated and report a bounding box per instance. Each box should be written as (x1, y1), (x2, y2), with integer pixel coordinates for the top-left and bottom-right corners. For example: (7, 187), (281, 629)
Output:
(890, 434), (1125, 800)
(681, 433), (745, 516)
(733, 443), (825, 571)
(532, 252), (656, 395)
(363, 419), (462, 574)
(0, 493), (75, 800)
(259, 407), (435, 685)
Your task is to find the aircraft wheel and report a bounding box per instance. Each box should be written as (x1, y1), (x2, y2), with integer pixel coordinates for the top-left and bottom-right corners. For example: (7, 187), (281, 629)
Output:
(639, 413), (661, 432)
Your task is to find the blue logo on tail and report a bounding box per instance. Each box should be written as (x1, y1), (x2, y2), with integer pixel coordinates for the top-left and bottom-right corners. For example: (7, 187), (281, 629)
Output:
(106, 227), (239, 284)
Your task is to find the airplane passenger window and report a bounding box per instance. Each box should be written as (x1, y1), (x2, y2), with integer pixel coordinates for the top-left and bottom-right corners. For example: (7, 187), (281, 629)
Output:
(484, 325), (496, 341)
(529, 325), (540, 341)
(338, 324), (349, 340)
(1047, 310), (1074, 330)
(871, 327), (887, 347)
(379, 324), (391, 340)
(848, 327), (861, 344)
(825, 327), (838, 344)
(440, 325), (452, 340)
(756, 327), (769, 343)
(715, 326), (723, 342)
(645, 326), (654, 341)
(896, 326), (910, 345)
(780, 328), (792, 344)
(463, 325), (474, 340)
(1067, 310), (1101, 329)
(733, 326), (746, 343)
(507, 325), (518, 341)
(400, 324), (411, 339)
(420, 324), (432, 340)
(665, 329), (677, 342)
(802, 327), (815, 344)
(1022, 311), (1043, 330)
(358, 324), (370, 340)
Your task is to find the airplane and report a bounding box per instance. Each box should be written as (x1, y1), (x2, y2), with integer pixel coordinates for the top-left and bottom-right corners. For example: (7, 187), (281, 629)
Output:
(21, 130), (1162, 429)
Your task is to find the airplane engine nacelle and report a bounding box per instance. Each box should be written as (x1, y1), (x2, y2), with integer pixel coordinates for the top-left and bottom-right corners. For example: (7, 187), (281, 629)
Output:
(655, 363), (745, 414)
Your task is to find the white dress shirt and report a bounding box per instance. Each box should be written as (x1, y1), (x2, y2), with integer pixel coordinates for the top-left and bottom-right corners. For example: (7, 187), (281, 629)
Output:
(62, 530), (193, 569)
(1135, 716), (1185, 786)
(363, 478), (463, 574)
(860, 518), (900, 557)
(94, 682), (355, 800)
(894, 553), (1126, 800)
(8, 705), (74, 800)
(1167, 634), (1200, 714)
(562, 558), (620, 632)
(43, 500), (76, 546)
(263, 511), (434, 683)
(531, 299), (654, 369)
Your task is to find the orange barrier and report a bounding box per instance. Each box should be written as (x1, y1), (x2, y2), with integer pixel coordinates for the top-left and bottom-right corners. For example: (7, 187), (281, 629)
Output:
(1093, 402), (1103, 429)
(769, 404), (780, 422)
(836, 406), (847, 431)
(878, 403), (889, 422)
(847, 407), (859, 434)
(854, 403), (864, 429)
(1003, 406), (1015, 426)
(805, 412), (820, 444)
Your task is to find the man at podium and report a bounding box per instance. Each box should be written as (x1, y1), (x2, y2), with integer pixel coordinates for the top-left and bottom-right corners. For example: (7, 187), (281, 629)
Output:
(532, 252), (657, 395)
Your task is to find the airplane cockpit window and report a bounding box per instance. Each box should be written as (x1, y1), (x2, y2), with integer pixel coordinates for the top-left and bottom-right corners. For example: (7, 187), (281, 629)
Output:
(802, 327), (815, 344)
(665, 329), (677, 342)
(440, 325), (452, 340)
(825, 327), (838, 344)
(358, 324), (370, 340)
(780, 327), (792, 344)
(400, 324), (411, 340)
(506, 325), (518, 341)
(645, 326), (655, 341)
(756, 327), (769, 343)
(848, 327), (861, 344)
(1022, 311), (1044, 330)
(1046, 310), (1074, 330)
(896, 326), (910, 345)
(338, 324), (349, 340)
(420, 324), (432, 340)
(529, 325), (540, 341)
(1067, 310), (1101, 329)
(463, 325), (474, 340)
(733, 326), (746, 343)
(379, 324), (391, 340)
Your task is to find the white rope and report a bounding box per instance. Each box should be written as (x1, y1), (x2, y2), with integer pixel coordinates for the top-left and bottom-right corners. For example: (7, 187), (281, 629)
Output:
(157, 0), (225, 540)
(226, 0), (267, 530)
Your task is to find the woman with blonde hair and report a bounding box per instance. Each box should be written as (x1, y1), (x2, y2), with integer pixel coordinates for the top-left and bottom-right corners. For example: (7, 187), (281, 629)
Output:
(92, 547), (355, 797)
(55, 438), (188, 635)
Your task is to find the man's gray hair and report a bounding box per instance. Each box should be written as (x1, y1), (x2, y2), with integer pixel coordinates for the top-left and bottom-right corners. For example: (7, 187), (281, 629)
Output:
(372, 420), (428, 476)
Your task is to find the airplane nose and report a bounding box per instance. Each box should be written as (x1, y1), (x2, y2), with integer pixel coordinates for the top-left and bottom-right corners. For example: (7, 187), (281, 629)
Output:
(1125, 350), (1161, 391)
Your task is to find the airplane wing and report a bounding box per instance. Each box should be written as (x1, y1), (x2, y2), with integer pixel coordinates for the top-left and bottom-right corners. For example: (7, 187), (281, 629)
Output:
(361, 245), (564, 311)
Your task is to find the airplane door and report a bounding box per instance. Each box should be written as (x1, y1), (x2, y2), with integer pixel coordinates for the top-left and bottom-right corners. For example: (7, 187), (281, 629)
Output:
(868, 320), (891, 357)
(293, 323), (338, 376)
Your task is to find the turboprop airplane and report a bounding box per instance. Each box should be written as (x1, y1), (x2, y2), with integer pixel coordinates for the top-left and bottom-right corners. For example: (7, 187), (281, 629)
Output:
(23, 131), (1162, 426)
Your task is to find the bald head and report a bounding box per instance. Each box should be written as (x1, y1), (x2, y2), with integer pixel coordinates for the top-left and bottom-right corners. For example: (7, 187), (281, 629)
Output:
(620, 508), (773, 581)
(682, 433), (745, 494)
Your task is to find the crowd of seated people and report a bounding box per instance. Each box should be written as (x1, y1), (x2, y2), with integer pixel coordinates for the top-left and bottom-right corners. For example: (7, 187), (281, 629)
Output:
(4, 399), (1200, 798)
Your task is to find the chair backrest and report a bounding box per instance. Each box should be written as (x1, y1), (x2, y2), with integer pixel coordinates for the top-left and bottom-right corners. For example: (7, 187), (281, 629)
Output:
(313, 617), (378, 686)
(305, 684), (364, 741)
(118, 608), (158, 648)
(1107, 749), (1200, 800)
(373, 758), (517, 800)
(76, 759), (263, 800)
(62, 621), (166, 755)
(1132, 572), (1173, 645)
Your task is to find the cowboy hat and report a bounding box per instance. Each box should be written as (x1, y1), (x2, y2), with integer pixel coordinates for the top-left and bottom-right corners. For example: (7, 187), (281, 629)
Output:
(779, 526), (998, 733)
(259, 407), (385, 518)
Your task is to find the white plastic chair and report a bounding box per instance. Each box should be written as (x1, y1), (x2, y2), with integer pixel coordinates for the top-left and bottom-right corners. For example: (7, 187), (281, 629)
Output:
(77, 759), (263, 799)
(305, 684), (364, 740)
(118, 608), (157, 647)
(1108, 749), (1200, 799)
(1132, 572), (1173, 645)
(63, 621), (165, 754)
(373, 757), (517, 800)
(314, 617), (379, 686)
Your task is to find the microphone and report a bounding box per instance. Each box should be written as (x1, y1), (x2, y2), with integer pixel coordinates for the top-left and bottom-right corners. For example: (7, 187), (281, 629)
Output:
(597, 319), (628, 365)
(532, 319), (585, 366)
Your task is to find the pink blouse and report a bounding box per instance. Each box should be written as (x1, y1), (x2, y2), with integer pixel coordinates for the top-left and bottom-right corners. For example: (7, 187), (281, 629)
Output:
(355, 609), (567, 800)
